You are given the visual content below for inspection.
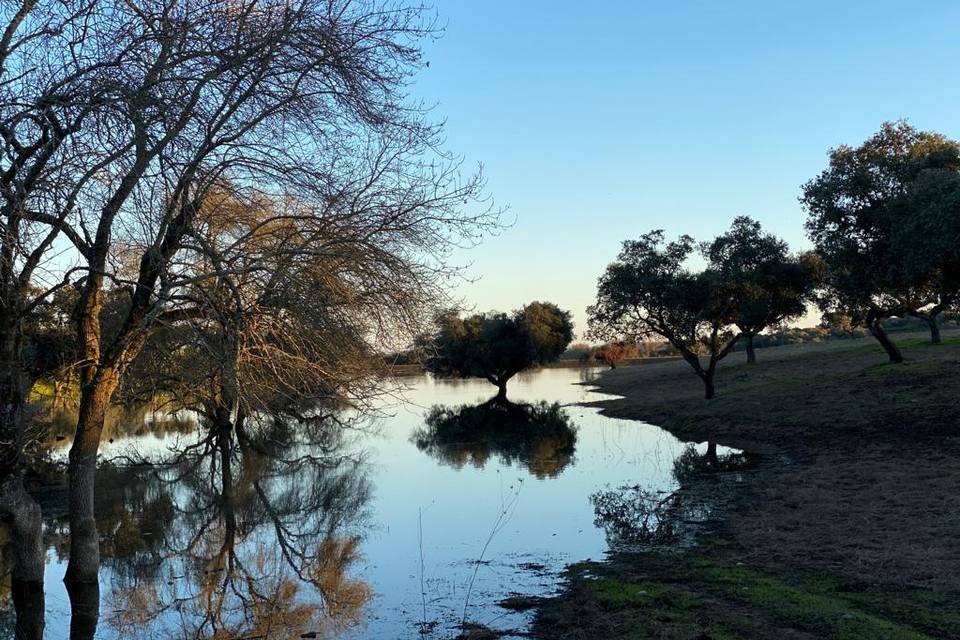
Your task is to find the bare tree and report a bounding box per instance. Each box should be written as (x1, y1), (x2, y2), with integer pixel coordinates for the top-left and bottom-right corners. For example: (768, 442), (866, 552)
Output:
(0, 6), (109, 635)
(1, 0), (497, 586)
(125, 154), (492, 447)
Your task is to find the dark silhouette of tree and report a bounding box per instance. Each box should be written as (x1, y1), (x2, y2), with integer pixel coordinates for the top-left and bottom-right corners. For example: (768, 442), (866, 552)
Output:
(412, 401), (578, 479)
(0, 4), (108, 623)
(0, 485), (43, 640)
(888, 165), (960, 343)
(802, 121), (960, 359)
(9, 580), (43, 640)
(425, 302), (574, 402)
(588, 231), (740, 399)
(704, 216), (821, 363)
(0, 0), (499, 588)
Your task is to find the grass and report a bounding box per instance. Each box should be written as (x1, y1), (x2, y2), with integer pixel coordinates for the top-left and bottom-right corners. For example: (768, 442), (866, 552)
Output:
(697, 562), (931, 640)
(532, 331), (960, 639)
(893, 336), (960, 348)
(588, 578), (697, 611)
(537, 552), (957, 640)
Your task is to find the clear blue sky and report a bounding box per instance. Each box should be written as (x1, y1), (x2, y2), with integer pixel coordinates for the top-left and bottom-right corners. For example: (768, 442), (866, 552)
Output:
(414, 1), (960, 334)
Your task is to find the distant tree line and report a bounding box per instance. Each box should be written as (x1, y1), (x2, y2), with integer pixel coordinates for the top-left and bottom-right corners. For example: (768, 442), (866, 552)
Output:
(577, 340), (679, 369)
(575, 311), (960, 367)
(588, 122), (960, 398)
(729, 313), (960, 353)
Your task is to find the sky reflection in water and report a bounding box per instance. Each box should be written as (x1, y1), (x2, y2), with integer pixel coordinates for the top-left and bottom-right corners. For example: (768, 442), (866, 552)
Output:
(15, 367), (730, 639)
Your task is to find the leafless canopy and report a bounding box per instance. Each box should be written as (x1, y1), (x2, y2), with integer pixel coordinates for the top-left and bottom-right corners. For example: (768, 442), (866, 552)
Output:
(0, 0), (501, 586)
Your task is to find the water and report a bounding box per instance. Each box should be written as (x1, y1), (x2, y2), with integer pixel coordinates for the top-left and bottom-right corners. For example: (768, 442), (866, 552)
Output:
(4, 367), (735, 639)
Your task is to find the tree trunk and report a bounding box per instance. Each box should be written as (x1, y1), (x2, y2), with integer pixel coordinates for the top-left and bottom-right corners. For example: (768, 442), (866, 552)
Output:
(703, 372), (715, 400)
(12, 579), (44, 640)
(0, 474), (44, 583)
(745, 333), (756, 364)
(867, 319), (904, 363)
(495, 380), (508, 403)
(1, 474), (45, 640)
(926, 316), (941, 344)
(65, 374), (117, 585)
(66, 579), (99, 640)
(215, 410), (238, 561)
(0, 317), (45, 639)
(0, 315), (27, 465)
(216, 408), (235, 512)
(65, 449), (100, 584)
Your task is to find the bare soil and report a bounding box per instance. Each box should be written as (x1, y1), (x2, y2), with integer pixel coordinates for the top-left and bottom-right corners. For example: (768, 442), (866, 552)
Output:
(532, 332), (960, 639)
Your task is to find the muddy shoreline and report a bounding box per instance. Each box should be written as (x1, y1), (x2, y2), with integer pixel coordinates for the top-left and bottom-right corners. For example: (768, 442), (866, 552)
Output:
(531, 334), (960, 640)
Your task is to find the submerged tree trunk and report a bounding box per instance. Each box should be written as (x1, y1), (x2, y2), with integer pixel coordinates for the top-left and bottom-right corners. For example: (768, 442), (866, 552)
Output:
(744, 333), (756, 364)
(12, 578), (45, 640)
(0, 316), (46, 639)
(65, 372), (118, 584)
(216, 408), (235, 514)
(867, 318), (904, 364)
(215, 408), (238, 565)
(65, 321), (108, 634)
(65, 578), (99, 640)
(0, 475), (45, 583)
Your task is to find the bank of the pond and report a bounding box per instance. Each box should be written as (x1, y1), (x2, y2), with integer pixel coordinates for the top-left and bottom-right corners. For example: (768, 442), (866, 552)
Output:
(533, 332), (960, 640)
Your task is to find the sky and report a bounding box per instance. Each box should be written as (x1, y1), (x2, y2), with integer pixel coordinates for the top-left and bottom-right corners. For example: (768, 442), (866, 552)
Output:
(412, 1), (960, 335)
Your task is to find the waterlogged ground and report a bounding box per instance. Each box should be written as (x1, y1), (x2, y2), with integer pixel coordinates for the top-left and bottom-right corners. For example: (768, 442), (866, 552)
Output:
(18, 367), (736, 639)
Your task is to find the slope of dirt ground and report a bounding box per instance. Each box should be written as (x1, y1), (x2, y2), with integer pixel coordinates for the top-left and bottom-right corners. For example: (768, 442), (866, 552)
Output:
(532, 332), (960, 640)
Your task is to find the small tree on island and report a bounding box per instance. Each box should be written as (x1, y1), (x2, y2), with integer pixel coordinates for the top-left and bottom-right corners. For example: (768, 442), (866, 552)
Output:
(426, 302), (574, 402)
(704, 216), (821, 363)
(588, 231), (740, 399)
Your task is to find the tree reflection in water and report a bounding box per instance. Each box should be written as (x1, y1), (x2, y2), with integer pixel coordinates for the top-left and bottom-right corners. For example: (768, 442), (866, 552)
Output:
(47, 415), (373, 639)
(0, 569), (46, 640)
(412, 400), (578, 479)
(591, 442), (752, 546)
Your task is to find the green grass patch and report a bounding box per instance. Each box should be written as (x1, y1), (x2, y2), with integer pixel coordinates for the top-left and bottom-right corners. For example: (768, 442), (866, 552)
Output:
(863, 360), (927, 375)
(542, 553), (958, 640)
(585, 577), (699, 612)
(895, 336), (960, 348)
(840, 589), (960, 638)
(695, 560), (936, 640)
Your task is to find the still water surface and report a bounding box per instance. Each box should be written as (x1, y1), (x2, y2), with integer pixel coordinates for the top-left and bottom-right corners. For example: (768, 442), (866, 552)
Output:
(22, 367), (729, 638)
